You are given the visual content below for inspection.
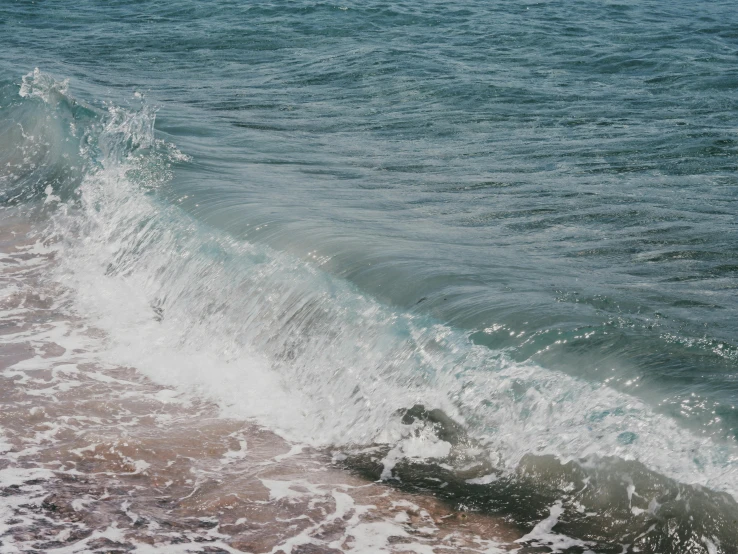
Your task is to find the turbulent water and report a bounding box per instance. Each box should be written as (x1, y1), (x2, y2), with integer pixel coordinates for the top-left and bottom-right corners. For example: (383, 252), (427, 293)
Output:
(1, 1), (738, 552)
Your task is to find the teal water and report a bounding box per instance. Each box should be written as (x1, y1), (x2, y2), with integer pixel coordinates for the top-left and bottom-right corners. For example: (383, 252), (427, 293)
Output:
(2, 1), (738, 551)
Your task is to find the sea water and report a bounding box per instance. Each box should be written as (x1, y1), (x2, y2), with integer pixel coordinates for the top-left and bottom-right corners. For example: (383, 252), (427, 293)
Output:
(1, 1), (737, 552)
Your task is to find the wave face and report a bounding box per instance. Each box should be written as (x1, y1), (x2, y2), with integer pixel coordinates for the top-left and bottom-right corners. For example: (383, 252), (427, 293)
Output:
(1, 0), (738, 551)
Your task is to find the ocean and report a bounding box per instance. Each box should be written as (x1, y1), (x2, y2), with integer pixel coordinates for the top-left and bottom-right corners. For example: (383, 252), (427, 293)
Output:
(1, 1), (737, 552)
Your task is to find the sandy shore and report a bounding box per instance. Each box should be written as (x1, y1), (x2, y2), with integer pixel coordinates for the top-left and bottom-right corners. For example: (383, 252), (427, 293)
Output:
(0, 215), (522, 553)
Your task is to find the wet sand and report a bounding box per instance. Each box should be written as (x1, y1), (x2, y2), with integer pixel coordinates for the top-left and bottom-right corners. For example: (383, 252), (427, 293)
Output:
(0, 216), (522, 553)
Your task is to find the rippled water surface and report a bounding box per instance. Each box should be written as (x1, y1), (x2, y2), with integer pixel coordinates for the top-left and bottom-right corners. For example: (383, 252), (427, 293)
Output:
(1, 1), (738, 552)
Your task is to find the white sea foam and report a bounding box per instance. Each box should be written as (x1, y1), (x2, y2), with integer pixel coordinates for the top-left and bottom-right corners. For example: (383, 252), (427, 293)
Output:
(515, 501), (594, 552)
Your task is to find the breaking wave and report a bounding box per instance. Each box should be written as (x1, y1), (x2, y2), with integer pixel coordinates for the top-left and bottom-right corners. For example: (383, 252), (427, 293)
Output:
(3, 69), (737, 552)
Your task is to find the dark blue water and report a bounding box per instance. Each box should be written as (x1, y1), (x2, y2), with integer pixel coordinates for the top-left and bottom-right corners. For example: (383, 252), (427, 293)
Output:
(2, 1), (738, 551)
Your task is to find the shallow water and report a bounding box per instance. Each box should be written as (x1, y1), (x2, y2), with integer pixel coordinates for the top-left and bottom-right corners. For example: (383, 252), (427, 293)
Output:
(1, 1), (737, 552)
